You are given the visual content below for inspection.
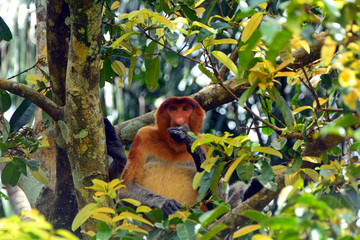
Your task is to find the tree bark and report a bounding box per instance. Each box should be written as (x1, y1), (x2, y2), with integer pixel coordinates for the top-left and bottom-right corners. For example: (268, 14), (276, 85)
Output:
(64, 0), (107, 234)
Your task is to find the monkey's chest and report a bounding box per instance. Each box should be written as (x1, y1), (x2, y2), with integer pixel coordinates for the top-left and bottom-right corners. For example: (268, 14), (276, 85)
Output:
(139, 156), (198, 206)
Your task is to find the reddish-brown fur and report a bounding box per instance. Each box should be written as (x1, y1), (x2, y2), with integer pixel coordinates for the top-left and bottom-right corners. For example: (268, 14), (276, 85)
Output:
(121, 97), (205, 206)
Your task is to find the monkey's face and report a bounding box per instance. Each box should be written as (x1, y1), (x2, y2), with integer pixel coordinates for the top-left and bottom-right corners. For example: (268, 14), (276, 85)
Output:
(167, 103), (193, 127)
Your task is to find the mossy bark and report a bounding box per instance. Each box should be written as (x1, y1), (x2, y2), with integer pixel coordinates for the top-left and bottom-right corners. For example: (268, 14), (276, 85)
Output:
(64, 0), (108, 234)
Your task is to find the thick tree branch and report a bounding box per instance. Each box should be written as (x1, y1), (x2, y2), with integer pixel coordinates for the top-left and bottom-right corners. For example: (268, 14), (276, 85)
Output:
(0, 77), (63, 121)
(209, 173), (285, 237)
(116, 77), (248, 145)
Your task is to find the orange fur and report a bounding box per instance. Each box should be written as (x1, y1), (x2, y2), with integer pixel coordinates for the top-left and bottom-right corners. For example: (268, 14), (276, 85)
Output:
(121, 97), (205, 206)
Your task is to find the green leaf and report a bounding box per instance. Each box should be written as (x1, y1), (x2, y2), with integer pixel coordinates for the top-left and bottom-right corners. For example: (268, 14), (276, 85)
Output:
(252, 146), (282, 158)
(238, 79), (259, 106)
(9, 99), (37, 133)
(144, 56), (160, 91)
(180, 4), (200, 22)
(198, 64), (217, 83)
(202, 224), (228, 240)
(197, 166), (216, 202)
(96, 222), (112, 240)
(0, 17), (13, 41)
(320, 125), (346, 138)
(241, 12), (264, 42)
(285, 157), (303, 175)
(1, 162), (20, 186)
(242, 210), (269, 224)
(236, 162), (254, 182)
(269, 88), (294, 131)
(161, 48), (179, 68)
(128, 47), (141, 87)
(29, 167), (50, 185)
(212, 51), (238, 75)
(0, 90), (11, 112)
(199, 203), (230, 228)
(266, 29), (292, 63)
(271, 138), (287, 150)
(334, 114), (357, 128)
(176, 221), (196, 240)
(72, 203), (98, 231)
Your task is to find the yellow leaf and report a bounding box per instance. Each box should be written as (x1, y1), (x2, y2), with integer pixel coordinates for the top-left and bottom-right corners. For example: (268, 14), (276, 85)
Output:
(252, 234), (273, 240)
(91, 212), (112, 224)
(112, 215), (126, 223)
(224, 154), (246, 182)
(312, 97), (328, 108)
(25, 74), (42, 85)
(193, 171), (205, 190)
(292, 106), (313, 114)
(274, 71), (297, 78)
(298, 40), (310, 54)
(136, 206), (152, 213)
(120, 211), (154, 226)
(264, 59), (275, 75)
(302, 156), (322, 164)
(277, 186), (293, 207)
(110, 1), (120, 10)
(192, 21), (215, 33)
(321, 36), (336, 66)
(195, 7), (205, 15)
(115, 224), (148, 234)
(121, 198), (141, 207)
(89, 207), (115, 215)
(153, 14), (175, 30)
(111, 60), (126, 77)
(203, 38), (238, 47)
(285, 171), (300, 186)
(108, 178), (121, 190)
(272, 165), (286, 175)
(241, 12), (263, 42)
(251, 146), (282, 159)
(88, 179), (107, 191)
(212, 50), (238, 75)
(233, 224), (261, 238)
(72, 203), (98, 231)
(302, 168), (321, 182)
(111, 32), (132, 48)
(183, 43), (202, 56)
(0, 156), (12, 162)
(29, 167), (50, 185)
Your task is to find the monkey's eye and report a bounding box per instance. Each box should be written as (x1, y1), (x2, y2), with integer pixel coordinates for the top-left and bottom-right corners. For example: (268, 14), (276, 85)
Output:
(169, 106), (177, 111)
(183, 106), (191, 111)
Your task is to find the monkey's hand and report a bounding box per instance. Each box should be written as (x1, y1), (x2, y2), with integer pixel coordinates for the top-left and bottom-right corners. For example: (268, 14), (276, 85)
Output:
(104, 118), (127, 180)
(159, 198), (182, 216)
(168, 125), (206, 172)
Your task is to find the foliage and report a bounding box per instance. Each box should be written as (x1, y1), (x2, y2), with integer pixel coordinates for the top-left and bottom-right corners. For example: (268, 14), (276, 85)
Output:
(1, 0), (360, 238)
(0, 209), (78, 240)
(240, 181), (360, 240)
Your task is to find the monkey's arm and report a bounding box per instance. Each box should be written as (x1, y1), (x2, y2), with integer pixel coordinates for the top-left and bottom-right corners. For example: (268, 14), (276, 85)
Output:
(119, 181), (182, 216)
(104, 118), (127, 180)
(168, 124), (206, 172)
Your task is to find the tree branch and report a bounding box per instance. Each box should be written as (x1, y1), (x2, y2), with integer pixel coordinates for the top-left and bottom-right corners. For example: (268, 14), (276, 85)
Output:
(0, 77), (63, 121)
(209, 173), (286, 237)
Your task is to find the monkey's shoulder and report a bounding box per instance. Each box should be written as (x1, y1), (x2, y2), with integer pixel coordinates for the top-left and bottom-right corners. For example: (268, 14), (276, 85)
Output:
(136, 126), (192, 162)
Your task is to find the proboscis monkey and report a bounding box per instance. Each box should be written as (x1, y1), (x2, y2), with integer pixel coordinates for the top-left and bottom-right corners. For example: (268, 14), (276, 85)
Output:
(105, 97), (262, 215)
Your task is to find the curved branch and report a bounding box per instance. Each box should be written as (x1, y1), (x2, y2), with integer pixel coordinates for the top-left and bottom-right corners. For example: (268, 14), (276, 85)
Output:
(208, 173), (285, 237)
(116, 77), (248, 145)
(0, 77), (63, 121)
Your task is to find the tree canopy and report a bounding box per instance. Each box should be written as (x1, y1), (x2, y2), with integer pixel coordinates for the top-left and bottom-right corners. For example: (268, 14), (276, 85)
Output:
(0, 0), (360, 239)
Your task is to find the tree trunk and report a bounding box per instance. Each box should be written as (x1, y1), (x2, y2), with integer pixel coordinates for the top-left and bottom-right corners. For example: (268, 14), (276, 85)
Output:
(64, 0), (107, 234)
